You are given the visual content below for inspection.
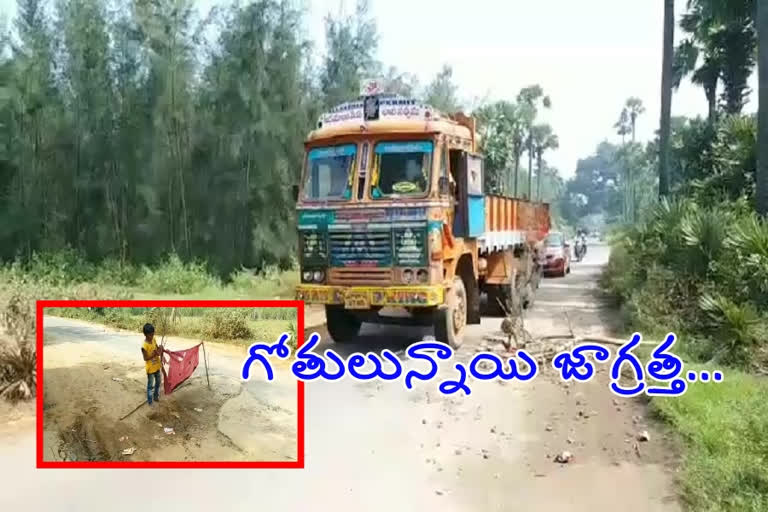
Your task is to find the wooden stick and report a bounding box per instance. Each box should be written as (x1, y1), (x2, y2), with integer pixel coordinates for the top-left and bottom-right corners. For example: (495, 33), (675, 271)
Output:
(201, 341), (210, 389)
(119, 400), (146, 421)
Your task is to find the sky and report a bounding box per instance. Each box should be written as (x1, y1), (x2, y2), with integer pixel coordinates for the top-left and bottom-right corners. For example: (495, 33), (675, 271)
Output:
(1, 0), (759, 178)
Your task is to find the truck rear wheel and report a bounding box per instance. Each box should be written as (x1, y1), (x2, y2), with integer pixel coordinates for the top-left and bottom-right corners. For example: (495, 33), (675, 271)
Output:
(325, 305), (362, 343)
(434, 277), (466, 349)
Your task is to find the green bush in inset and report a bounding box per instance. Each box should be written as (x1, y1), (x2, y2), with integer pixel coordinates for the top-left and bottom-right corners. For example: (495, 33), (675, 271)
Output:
(202, 308), (252, 340)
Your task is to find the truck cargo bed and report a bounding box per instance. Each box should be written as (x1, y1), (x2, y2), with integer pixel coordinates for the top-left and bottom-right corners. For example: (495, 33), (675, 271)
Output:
(478, 195), (551, 253)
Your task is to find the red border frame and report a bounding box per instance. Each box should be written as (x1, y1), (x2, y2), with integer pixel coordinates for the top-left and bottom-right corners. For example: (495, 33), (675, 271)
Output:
(35, 299), (305, 469)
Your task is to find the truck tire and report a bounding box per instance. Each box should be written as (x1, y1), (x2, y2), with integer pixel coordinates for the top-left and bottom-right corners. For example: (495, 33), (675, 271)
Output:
(434, 276), (466, 349)
(325, 305), (362, 343)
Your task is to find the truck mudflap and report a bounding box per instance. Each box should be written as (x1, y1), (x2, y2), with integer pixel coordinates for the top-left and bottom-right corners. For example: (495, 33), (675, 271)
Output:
(296, 285), (444, 308)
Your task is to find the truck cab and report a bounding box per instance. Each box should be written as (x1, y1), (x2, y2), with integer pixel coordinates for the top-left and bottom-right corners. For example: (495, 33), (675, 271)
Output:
(295, 84), (550, 348)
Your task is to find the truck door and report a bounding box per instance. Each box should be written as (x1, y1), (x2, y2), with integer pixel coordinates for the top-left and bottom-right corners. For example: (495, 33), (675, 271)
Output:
(452, 151), (486, 238)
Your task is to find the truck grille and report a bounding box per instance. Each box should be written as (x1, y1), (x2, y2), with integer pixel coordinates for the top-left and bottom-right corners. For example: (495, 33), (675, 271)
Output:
(329, 268), (393, 285)
(329, 231), (392, 267)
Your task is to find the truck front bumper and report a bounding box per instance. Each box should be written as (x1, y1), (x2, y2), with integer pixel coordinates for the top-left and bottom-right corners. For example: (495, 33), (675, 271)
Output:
(295, 284), (444, 307)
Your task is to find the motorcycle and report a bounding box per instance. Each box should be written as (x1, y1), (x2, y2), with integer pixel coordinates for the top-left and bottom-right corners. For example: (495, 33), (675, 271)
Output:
(574, 239), (587, 262)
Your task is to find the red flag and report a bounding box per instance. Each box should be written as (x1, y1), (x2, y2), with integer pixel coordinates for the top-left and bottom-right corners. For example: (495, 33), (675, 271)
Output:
(160, 344), (201, 395)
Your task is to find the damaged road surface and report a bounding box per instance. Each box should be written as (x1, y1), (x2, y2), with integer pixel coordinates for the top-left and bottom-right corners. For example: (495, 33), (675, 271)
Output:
(1, 243), (680, 511)
(40, 317), (298, 463)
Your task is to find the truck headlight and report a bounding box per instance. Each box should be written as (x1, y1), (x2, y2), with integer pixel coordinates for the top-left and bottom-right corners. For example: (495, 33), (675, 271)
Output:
(313, 270), (325, 282)
(403, 269), (413, 283)
(302, 270), (313, 282)
(416, 269), (428, 283)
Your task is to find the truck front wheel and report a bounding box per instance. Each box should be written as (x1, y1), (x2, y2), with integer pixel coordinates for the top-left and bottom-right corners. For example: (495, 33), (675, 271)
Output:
(325, 305), (362, 343)
(434, 276), (466, 349)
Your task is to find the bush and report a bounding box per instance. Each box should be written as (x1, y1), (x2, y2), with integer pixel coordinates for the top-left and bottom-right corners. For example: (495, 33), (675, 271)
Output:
(228, 265), (298, 299)
(139, 254), (219, 294)
(0, 282), (37, 402)
(93, 258), (141, 286)
(202, 308), (253, 340)
(601, 197), (768, 369)
(23, 248), (95, 286)
(0, 338), (36, 402)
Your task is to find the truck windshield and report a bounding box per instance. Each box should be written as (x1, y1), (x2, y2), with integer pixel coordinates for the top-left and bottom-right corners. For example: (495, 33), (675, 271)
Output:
(371, 141), (433, 198)
(303, 144), (356, 201)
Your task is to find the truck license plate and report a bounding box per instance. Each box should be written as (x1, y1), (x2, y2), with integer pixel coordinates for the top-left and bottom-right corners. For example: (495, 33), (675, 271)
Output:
(344, 291), (370, 310)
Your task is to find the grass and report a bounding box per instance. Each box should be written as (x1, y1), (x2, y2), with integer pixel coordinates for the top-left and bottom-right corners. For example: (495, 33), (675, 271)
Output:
(599, 221), (768, 512)
(650, 366), (768, 512)
(609, 324), (768, 511)
(0, 250), (299, 300)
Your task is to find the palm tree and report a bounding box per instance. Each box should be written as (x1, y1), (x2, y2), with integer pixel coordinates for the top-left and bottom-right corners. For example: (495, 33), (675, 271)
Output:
(758, 0), (768, 216)
(681, 0), (757, 117)
(625, 97), (645, 142)
(674, 5), (724, 123)
(659, 0), (675, 198)
(516, 85), (551, 199)
(531, 124), (559, 201)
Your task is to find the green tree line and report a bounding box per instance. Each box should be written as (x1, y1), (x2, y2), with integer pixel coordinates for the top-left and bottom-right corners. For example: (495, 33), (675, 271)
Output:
(0, 0), (566, 278)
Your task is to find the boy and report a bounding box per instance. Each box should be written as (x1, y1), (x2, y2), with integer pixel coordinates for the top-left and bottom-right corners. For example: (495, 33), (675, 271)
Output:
(141, 323), (163, 406)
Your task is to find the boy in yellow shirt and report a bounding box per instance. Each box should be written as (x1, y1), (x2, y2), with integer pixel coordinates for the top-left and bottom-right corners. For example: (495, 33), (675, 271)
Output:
(141, 323), (162, 406)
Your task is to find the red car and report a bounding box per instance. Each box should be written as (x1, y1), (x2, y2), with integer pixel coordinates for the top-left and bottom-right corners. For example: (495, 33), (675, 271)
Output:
(542, 231), (571, 277)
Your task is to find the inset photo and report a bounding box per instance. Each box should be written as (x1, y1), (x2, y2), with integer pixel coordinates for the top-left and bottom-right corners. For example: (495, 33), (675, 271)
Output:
(37, 300), (303, 468)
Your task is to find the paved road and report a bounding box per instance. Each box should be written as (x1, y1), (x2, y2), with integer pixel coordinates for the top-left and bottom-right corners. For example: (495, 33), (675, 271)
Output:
(0, 242), (680, 511)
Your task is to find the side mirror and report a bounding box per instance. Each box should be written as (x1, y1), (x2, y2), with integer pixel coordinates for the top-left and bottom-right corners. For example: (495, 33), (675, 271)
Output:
(438, 176), (450, 196)
(564, 242), (570, 249)
(292, 184), (299, 201)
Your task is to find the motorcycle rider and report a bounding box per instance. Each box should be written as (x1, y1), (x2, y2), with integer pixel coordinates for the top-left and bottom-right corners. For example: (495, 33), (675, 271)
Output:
(574, 229), (588, 260)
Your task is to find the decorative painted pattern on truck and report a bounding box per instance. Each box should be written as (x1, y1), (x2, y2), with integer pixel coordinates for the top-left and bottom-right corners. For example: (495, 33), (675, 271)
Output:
(394, 227), (427, 266)
(298, 207), (431, 269)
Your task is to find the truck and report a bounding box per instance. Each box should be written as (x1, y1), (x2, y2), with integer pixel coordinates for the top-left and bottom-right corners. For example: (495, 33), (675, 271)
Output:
(294, 83), (551, 348)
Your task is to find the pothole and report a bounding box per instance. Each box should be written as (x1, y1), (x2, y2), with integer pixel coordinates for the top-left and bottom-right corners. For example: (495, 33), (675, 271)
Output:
(57, 414), (115, 462)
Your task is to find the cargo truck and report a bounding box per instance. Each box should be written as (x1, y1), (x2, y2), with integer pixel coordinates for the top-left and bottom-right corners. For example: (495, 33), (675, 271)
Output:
(294, 83), (551, 348)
